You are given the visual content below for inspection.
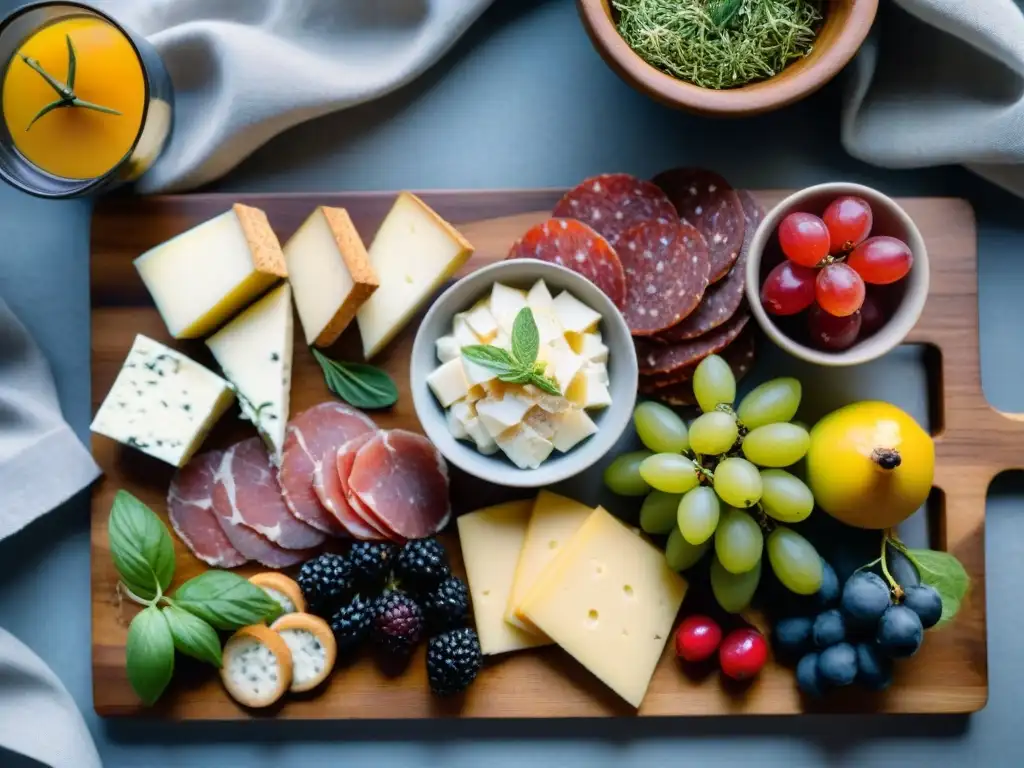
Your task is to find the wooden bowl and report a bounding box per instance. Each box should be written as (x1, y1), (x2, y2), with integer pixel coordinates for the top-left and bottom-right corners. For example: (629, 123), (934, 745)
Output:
(576, 0), (878, 116)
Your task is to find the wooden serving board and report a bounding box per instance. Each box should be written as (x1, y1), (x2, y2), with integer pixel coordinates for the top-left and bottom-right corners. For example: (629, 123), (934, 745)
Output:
(91, 190), (1003, 719)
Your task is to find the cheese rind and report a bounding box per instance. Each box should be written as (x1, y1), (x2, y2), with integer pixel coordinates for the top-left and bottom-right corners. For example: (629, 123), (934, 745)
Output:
(520, 507), (688, 708)
(356, 192), (474, 358)
(284, 206), (379, 347)
(90, 334), (234, 467)
(506, 491), (593, 634)
(206, 283), (294, 460)
(134, 204), (287, 339)
(457, 500), (548, 655)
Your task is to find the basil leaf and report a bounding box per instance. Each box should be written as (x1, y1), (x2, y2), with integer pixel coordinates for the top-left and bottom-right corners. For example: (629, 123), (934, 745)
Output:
(511, 307), (540, 367)
(312, 349), (398, 410)
(172, 570), (282, 630)
(528, 372), (563, 396)
(461, 344), (520, 375)
(108, 490), (175, 599)
(905, 549), (970, 627)
(162, 604), (222, 667)
(126, 605), (175, 706)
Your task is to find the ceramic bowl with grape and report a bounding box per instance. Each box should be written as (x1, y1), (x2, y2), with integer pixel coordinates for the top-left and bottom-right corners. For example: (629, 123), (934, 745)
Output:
(744, 183), (929, 367)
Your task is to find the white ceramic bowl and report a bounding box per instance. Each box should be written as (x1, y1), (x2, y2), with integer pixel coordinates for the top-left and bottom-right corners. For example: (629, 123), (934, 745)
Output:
(411, 259), (638, 488)
(745, 183), (929, 367)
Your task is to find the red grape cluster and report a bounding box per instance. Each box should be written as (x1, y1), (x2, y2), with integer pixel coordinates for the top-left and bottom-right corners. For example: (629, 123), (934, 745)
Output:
(760, 196), (914, 351)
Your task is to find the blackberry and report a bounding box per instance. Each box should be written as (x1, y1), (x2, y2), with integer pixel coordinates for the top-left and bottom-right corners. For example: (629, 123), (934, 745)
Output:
(297, 553), (353, 615)
(394, 538), (450, 594)
(329, 594), (374, 653)
(348, 541), (397, 590)
(426, 628), (482, 696)
(371, 590), (425, 656)
(422, 576), (470, 632)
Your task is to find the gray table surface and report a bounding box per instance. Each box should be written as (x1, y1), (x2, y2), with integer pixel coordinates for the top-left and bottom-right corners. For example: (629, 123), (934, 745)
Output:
(3, 1), (1024, 765)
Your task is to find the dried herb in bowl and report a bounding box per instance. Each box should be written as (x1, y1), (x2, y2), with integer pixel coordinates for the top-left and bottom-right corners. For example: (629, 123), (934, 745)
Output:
(614, 0), (824, 91)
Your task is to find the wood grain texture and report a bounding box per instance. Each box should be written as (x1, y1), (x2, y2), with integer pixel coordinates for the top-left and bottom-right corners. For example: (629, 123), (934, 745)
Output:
(91, 190), (994, 719)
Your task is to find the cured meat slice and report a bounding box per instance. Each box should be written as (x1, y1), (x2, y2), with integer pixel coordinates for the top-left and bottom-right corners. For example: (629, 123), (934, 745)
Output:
(507, 218), (626, 308)
(335, 432), (405, 543)
(653, 189), (764, 343)
(640, 331), (756, 403)
(213, 437), (325, 550)
(208, 482), (317, 568)
(347, 430), (451, 540)
(279, 402), (377, 536)
(552, 173), (678, 246)
(636, 310), (750, 376)
(312, 432), (386, 540)
(653, 168), (745, 284)
(168, 451), (248, 568)
(618, 220), (709, 335)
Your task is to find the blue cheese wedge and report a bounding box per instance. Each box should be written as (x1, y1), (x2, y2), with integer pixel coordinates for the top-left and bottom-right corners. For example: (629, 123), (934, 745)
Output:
(90, 334), (234, 467)
(206, 283), (293, 461)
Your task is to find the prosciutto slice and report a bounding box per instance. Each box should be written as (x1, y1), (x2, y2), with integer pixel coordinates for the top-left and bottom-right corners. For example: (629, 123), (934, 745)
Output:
(167, 451), (247, 568)
(213, 437), (325, 551)
(279, 402), (376, 536)
(313, 433), (387, 541)
(347, 430), (451, 540)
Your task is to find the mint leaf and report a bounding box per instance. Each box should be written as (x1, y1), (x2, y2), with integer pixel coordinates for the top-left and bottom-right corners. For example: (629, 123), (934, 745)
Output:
(108, 490), (175, 600)
(905, 548), (970, 627)
(126, 605), (175, 706)
(511, 307), (540, 367)
(312, 349), (398, 410)
(498, 371), (533, 384)
(461, 345), (520, 376)
(172, 570), (281, 630)
(162, 604), (222, 667)
(528, 372), (563, 396)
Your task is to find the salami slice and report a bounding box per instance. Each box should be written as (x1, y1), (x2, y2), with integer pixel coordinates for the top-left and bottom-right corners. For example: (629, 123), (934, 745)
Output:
(636, 310), (750, 376)
(507, 218), (626, 308)
(347, 430), (451, 540)
(312, 437), (385, 541)
(618, 220), (709, 335)
(653, 168), (745, 284)
(640, 329), (757, 394)
(168, 451), (248, 568)
(552, 173), (678, 246)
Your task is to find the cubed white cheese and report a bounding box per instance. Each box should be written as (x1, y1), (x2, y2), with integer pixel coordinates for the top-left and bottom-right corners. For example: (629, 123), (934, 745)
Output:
(534, 310), (565, 345)
(462, 356), (498, 388)
(523, 407), (558, 440)
(465, 299), (499, 342)
(537, 337), (584, 394)
(526, 279), (555, 315)
(436, 335), (461, 363)
(491, 283), (528, 334)
(453, 313), (480, 347)
(427, 358), (471, 407)
(481, 379), (508, 399)
(586, 361), (610, 385)
(447, 399), (476, 440)
(522, 384), (571, 414)
(464, 417), (499, 455)
(566, 367), (613, 410)
(568, 331), (609, 363)
(91, 334), (235, 467)
(492, 329), (512, 351)
(496, 423), (555, 470)
(553, 290), (602, 334)
(466, 384), (487, 403)
(552, 409), (598, 452)
(476, 392), (535, 438)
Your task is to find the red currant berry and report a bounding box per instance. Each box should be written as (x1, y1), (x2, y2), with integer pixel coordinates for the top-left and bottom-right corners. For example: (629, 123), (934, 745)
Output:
(675, 615), (723, 663)
(822, 196), (872, 254)
(847, 236), (913, 284)
(815, 262), (865, 317)
(719, 628), (768, 681)
(778, 212), (830, 268)
(760, 261), (817, 316)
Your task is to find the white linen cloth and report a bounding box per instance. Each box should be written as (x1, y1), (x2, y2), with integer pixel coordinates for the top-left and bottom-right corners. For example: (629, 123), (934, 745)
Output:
(842, 0), (1024, 198)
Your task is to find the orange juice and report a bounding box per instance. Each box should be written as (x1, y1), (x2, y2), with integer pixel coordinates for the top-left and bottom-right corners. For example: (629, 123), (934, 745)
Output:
(2, 16), (145, 179)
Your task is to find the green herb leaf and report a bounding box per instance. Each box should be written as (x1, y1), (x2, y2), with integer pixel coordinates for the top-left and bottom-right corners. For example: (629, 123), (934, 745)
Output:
(162, 604), (222, 667)
(126, 605), (175, 706)
(70, 97), (122, 116)
(108, 490), (175, 600)
(497, 371), (533, 384)
(311, 348), (398, 410)
(528, 373), (563, 396)
(65, 34), (76, 90)
(171, 571), (282, 630)
(460, 345), (520, 375)
(19, 54), (69, 98)
(25, 99), (66, 131)
(905, 549), (970, 627)
(707, 0), (742, 27)
(511, 307), (540, 367)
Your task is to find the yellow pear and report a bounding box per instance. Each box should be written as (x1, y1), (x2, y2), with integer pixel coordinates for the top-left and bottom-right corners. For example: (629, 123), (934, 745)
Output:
(807, 401), (934, 529)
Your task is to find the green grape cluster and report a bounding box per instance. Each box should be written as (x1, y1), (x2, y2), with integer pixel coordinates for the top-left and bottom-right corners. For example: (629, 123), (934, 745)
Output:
(604, 355), (824, 614)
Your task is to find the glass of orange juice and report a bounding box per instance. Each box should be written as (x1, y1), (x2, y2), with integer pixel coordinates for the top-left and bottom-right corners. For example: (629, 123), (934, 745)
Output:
(0, 1), (173, 198)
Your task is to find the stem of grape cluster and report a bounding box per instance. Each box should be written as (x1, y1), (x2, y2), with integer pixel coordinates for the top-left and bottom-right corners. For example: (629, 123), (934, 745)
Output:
(879, 529), (904, 601)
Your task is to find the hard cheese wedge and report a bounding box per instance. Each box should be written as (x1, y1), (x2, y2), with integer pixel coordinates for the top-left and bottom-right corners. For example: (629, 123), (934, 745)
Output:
(206, 283), (293, 460)
(90, 334), (235, 467)
(134, 204), (287, 339)
(356, 192), (474, 359)
(457, 499), (548, 656)
(505, 491), (593, 635)
(520, 507), (688, 708)
(284, 206), (379, 347)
